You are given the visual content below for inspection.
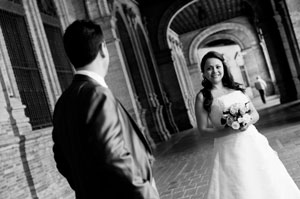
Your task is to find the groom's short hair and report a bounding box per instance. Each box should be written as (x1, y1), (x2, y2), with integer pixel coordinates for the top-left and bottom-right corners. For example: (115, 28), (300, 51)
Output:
(63, 19), (104, 69)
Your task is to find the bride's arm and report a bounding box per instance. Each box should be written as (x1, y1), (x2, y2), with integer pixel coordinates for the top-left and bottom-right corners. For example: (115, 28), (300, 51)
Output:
(248, 100), (259, 124)
(240, 97), (259, 131)
(195, 92), (236, 138)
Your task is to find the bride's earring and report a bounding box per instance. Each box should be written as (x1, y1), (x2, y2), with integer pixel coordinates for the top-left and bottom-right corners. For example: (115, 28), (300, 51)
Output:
(202, 76), (208, 84)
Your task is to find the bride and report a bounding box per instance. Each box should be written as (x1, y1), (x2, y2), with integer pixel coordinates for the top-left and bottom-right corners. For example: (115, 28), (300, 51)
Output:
(195, 51), (300, 199)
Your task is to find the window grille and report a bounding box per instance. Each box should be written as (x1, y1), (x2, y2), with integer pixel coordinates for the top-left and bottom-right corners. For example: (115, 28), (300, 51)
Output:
(44, 23), (73, 91)
(0, 9), (52, 129)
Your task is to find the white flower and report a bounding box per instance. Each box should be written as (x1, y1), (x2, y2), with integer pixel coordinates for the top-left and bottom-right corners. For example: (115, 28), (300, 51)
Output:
(226, 116), (234, 126)
(230, 104), (239, 115)
(242, 114), (252, 123)
(239, 106), (247, 115)
(237, 117), (244, 123)
(245, 102), (250, 111)
(238, 103), (244, 109)
(231, 121), (240, 130)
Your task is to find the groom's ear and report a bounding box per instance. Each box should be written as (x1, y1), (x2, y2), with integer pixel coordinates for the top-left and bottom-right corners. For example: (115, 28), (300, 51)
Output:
(99, 42), (106, 58)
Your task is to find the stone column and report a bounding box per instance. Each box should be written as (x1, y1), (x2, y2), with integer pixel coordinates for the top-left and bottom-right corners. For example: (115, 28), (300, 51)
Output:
(53, 0), (71, 30)
(178, 42), (196, 127)
(273, 1), (300, 100)
(155, 49), (193, 131)
(0, 64), (14, 137)
(148, 92), (171, 140)
(158, 91), (179, 134)
(188, 63), (202, 95)
(258, 36), (279, 94)
(85, 1), (149, 137)
(125, 9), (171, 141)
(170, 46), (195, 127)
(98, 16), (142, 119)
(274, 15), (300, 99)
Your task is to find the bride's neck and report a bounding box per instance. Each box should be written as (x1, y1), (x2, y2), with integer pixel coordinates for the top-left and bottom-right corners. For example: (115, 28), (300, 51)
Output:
(212, 83), (225, 90)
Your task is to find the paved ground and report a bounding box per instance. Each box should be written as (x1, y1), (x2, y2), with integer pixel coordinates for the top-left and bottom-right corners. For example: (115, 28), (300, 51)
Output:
(153, 95), (300, 199)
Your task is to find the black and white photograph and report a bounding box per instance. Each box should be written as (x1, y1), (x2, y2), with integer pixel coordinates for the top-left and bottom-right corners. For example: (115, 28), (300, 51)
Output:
(0, 0), (300, 199)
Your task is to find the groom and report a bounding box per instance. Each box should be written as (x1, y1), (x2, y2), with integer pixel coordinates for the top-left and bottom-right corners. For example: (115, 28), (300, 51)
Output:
(52, 19), (160, 199)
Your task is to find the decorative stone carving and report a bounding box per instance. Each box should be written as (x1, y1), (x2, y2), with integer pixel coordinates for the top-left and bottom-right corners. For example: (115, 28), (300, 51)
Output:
(37, 0), (57, 17)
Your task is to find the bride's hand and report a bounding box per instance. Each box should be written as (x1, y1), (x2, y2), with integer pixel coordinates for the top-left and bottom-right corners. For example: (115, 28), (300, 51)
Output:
(240, 122), (250, 131)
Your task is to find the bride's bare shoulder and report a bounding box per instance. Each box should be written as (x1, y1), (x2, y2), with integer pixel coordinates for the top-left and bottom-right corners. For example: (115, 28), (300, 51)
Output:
(196, 91), (204, 102)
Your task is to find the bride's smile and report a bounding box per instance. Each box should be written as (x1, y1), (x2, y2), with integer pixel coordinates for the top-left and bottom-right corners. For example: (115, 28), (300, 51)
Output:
(203, 57), (224, 84)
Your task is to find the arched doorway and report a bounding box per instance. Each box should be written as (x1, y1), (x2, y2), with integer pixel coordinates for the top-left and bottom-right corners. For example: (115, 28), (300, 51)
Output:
(187, 19), (277, 101)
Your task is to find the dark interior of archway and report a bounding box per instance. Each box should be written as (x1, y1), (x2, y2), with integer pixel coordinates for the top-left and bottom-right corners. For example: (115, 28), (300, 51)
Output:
(204, 39), (236, 47)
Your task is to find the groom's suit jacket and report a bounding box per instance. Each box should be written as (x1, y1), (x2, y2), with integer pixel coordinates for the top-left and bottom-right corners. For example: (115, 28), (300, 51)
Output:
(52, 74), (159, 199)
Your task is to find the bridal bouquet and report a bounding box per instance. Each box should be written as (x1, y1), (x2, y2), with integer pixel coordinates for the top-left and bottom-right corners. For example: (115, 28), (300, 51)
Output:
(221, 102), (252, 130)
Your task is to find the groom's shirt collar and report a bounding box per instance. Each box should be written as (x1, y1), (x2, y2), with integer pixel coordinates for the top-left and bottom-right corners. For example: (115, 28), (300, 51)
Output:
(75, 70), (108, 88)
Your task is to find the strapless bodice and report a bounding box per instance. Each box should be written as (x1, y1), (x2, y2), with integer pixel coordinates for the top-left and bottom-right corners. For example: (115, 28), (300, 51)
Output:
(209, 90), (250, 129)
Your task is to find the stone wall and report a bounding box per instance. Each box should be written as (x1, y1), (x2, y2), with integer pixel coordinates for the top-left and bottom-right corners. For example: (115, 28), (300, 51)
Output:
(286, 0), (300, 48)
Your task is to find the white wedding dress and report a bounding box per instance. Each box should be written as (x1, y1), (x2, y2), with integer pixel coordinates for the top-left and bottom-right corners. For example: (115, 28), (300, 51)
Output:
(206, 90), (300, 199)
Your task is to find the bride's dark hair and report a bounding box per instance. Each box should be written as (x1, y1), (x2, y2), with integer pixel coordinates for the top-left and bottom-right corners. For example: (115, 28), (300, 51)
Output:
(200, 51), (245, 113)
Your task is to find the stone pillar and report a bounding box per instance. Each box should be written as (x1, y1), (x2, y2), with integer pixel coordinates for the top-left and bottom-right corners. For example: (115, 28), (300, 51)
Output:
(178, 43), (196, 127)
(95, 15), (142, 121)
(168, 32), (196, 127)
(279, 0), (300, 97)
(188, 63), (202, 95)
(273, 1), (300, 100)
(125, 9), (171, 141)
(170, 49), (195, 127)
(23, 0), (62, 108)
(286, 0), (300, 47)
(133, 94), (157, 149)
(161, 91), (179, 134)
(274, 15), (300, 100)
(155, 49), (193, 131)
(148, 92), (171, 140)
(258, 37), (279, 94)
(86, 1), (156, 141)
(53, 0), (71, 30)
(0, 58), (14, 138)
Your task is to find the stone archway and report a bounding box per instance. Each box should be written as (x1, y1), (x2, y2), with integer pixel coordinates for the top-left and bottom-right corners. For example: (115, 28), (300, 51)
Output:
(188, 21), (257, 65)
(200, 33), (245, 49)
(157, 0), (198, 50)
(186, 19), (275, 97)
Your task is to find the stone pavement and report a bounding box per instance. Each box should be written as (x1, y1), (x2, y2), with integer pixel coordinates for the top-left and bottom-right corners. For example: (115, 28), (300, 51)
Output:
(152, 95), (300, 199)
